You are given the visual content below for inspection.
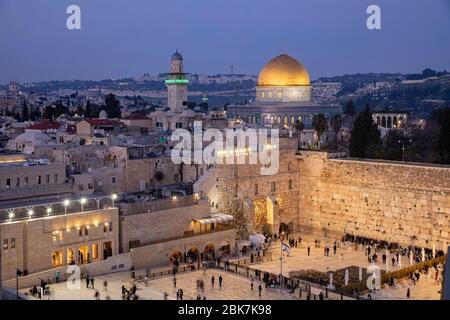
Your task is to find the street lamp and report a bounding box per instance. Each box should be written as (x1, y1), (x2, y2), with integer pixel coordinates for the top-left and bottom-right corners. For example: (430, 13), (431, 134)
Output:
(398, 139), (412, 162)
(63, 200), (70, 214)
(80, 198), (87, 211)
(111, 194), (118, 207)
(8, 212), (14, 222)
(46, 207), (52, 216)
(28, 210), (34, 219)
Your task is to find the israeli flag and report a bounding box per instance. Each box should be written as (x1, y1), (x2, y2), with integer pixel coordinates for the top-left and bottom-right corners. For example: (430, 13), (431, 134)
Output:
(281, 242), (291, 256)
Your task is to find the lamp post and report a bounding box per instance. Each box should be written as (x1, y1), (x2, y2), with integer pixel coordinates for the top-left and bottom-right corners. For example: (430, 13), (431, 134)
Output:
(63, 200), (70, 214)
(398, 139), (412, 162)
(111, 194), (118, 207)
(80, 198), (87, 212)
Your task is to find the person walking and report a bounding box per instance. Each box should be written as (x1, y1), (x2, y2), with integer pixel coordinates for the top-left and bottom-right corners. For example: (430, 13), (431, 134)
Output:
(211, 276), (215, 287)
(90, 278), (95, 289)
(176, 290), (180, 300)
(103, 280), (108, 292)
(258, 284), (262, 297)
(180, 289), (184, 300)
(55, 270), (61, 284)
(219, 276), (223, 287)
(251, 279), (254, 290)
(307, 246), (310, 256)
(86, 275), (90, 289)
(173, 277), (177, 288)
(406, 288), (410, 299)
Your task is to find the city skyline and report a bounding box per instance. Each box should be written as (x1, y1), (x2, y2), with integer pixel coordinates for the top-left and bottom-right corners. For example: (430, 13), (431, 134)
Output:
(0, 0), (449, 83)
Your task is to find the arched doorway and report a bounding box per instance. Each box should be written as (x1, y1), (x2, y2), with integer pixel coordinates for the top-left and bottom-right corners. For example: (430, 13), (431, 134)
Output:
(170, 250), (182, 263)
(187, 247), (199, 263)
(203, 243), (215, 261)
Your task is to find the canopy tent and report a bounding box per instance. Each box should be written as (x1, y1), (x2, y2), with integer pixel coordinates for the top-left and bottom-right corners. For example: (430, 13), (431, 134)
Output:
(193, 213), (234, 225)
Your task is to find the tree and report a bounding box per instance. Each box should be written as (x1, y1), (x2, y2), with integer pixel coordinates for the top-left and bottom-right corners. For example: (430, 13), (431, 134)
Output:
(432, 107), (450, 164)
(330, 114), (343, 150)
(104, 94), (121, 118)
(349, 105), (381, 158)
(85, 100), (93, 118)
(312, 113), (328, 148)
(22, 101), (29, 121)
(344, 100), (356, 116)
(294, 120), (305, 150)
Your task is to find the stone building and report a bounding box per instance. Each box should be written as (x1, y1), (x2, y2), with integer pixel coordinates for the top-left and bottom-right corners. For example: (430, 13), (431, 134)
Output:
(227, 53), (342, 128)
(1, 206), (119, 280)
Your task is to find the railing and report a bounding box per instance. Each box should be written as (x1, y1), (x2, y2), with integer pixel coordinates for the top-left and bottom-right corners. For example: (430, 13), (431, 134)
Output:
(0, 195), (117, 224)
(119, 195), (200, 216)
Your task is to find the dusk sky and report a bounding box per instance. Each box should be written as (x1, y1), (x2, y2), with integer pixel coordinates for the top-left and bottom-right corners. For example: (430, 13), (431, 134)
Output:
(0, 0), (449, 83)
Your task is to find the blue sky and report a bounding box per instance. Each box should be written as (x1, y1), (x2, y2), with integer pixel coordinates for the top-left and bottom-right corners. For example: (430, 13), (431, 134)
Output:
(0, 0), (449, 83)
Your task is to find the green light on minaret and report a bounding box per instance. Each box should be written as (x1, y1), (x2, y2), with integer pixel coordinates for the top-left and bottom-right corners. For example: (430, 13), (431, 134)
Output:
(165, 79), (189, 84)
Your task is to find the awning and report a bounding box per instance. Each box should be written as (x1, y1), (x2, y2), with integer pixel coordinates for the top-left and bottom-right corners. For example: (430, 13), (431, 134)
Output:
(193, 213), (234, 225)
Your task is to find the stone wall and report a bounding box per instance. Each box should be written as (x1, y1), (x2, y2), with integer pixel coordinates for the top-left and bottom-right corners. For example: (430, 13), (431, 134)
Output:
(130, 229), (236, 269)
(120, 200), (211, 252)
(298, 151), (450, 250)
(194, 148), (301, 237)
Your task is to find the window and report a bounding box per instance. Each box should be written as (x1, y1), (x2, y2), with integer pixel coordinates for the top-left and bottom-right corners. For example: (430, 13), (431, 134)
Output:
(24, 177), (29, 186)
(254, 183), (259, 195)
(6, 178), (11, 188)
(109, 222), (113, 232)
(79, 227), (83, 237)
(289, 179), (293, 190)
(85, 227), (89, 236)
(3, 239), (8, 250)
(11, 238), (15, 249)
(54, 174), (58, 183)
(103, 223), (108, 233)
(37, 176), (42, 185)
(46, 175), (50, 184)
(16, 177), (20, 187)
(270, 182), (276, 193)
(112, 177), (116, 184)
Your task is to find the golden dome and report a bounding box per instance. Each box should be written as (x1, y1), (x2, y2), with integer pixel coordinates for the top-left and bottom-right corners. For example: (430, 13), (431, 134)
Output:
(257, 54), (310, 87)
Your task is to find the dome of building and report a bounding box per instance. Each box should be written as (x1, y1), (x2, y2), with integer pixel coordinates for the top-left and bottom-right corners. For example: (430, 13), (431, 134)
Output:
(99, 110), (108, 119)
(171, 50), (183, 61)
(257, 54), (310, 87)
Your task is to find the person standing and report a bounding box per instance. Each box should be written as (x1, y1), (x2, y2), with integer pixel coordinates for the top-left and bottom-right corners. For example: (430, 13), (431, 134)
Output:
(86, 275), (90, 289)
(251, 279), (254, 290)
(406, 288), (410, 299)
(211, 276), (215, 287)
(103, 280), (108, 292)
(219, 276), (223, 287)
(258, 284), (262, 297)
(307, 246), (310, 256)
(180, 289), (184, 300)
(91, 278), (95, 289)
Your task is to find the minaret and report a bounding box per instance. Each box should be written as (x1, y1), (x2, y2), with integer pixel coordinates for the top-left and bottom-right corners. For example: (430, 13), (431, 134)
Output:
(166, 50), (189, 113)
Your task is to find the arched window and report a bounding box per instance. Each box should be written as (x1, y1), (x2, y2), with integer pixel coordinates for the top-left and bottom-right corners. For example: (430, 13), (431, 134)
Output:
(263, 116), (268, 124)
(387, 116), (392, 128)
(270, 116), (275, 124)
(297, 116), (302, 122)
(290, 116), (295, 124)
(283, 116), (288, 124)
(381, 116), (386, 127)
(276, 116), (281, 124)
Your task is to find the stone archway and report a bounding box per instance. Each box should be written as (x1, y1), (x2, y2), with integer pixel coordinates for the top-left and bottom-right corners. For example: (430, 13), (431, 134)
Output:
(203, 243), (216, 261)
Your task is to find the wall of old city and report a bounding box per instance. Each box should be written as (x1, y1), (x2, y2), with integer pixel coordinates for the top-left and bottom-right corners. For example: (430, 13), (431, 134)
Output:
(194, 144), (301, 237)
(298, 151), (450, 250)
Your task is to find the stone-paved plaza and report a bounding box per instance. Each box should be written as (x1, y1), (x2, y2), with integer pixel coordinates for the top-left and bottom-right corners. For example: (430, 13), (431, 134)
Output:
(22, 234), (442, 300)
